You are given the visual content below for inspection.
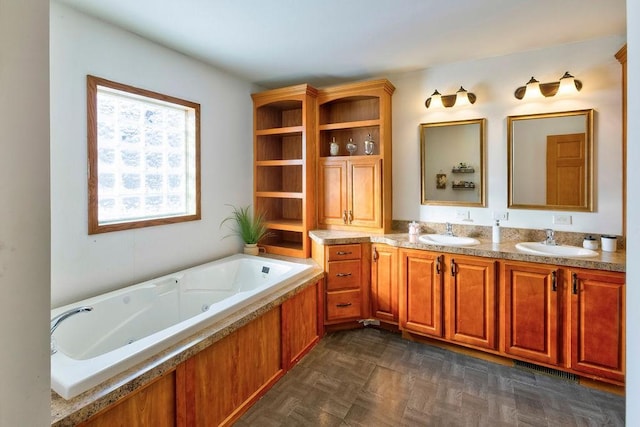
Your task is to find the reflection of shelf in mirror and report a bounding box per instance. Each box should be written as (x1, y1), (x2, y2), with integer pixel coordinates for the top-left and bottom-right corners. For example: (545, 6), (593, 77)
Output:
(452, 168), (475, 173)
(452, 183), (475, 189)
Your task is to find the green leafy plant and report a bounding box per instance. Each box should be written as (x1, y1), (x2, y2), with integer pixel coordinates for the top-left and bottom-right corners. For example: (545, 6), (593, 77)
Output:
(220, 204), (269, 244)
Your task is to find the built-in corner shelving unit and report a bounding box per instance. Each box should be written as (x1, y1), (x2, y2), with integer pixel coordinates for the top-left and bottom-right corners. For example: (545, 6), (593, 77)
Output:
(251, 84), (317, 258)
(316, 79), (395, 233)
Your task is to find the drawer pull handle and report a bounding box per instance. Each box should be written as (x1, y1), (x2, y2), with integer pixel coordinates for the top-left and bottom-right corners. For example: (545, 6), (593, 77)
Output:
(336, 273), (352, 277)
(336, 302), (352, 308)
(572, 272), (578, 294)
(436, 255), (443, 275)
(551, 270), (557, 292)
(336, 251), (352, 255)
(348, 210), (353, 223)
(342, 210), (348, 224)
(450, 259), (457, 277)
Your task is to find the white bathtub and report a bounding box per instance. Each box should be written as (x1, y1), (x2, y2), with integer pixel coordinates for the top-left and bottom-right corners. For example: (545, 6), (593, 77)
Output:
(50, 254), (313, 400)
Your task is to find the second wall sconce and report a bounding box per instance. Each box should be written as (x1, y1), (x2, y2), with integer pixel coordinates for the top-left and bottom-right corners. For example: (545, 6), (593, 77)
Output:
(425, 86), (476, 109)
(514, 71), (582, 100)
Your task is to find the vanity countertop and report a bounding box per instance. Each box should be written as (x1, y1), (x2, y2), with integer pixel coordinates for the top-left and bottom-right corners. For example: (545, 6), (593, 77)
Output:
(309, 230), (626, 272)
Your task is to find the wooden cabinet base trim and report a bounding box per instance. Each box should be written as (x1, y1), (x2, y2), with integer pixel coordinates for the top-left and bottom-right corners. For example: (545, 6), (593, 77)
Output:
(402, 331), (625, 388)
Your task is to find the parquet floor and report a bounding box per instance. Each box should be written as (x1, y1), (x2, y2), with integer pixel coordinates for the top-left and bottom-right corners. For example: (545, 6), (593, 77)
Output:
(235, 328), (624, 426)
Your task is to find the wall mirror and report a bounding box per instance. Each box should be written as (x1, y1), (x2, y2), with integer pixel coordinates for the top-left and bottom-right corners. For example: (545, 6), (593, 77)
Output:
(507, 109), (593, 211)
(420, 118), (486, 206)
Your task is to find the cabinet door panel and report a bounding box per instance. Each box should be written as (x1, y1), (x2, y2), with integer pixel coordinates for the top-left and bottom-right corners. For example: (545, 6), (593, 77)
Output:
(371, 244), (398, 323)
(502, 262), (559, 364)
(446, 256), (496, 350)
(399, 249), (443, 337)
(569, 269), (625, 382)
(349, 158), (381, 228)
(318, 160), (347, 226)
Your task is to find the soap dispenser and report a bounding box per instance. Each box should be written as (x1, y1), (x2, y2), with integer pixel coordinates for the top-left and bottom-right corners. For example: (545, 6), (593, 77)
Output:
(492, 220), (501, 243)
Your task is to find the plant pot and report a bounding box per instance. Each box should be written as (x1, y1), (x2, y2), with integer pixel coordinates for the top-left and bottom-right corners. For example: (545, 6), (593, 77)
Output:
(243, 243), (260, 256)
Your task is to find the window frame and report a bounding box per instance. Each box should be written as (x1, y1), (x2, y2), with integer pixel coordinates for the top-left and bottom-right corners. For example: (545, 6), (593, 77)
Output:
(87, 75), (201, 234)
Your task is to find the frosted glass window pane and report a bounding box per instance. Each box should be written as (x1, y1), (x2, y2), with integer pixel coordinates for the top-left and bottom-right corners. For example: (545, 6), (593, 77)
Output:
(92, 80), (199, 229)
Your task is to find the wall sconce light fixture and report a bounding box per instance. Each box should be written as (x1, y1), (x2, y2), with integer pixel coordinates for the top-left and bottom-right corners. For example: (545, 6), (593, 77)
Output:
(425, 86), (476, 109)
(514, 72), (582, 100)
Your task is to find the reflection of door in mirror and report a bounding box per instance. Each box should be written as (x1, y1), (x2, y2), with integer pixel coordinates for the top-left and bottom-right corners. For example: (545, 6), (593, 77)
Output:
(420, 119), (486, 207)
(508, 109), (593, 211)
(546, 133), (585, 206)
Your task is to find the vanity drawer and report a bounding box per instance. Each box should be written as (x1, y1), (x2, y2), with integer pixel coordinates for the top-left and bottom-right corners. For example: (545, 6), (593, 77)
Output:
(326, 289), (362, 321)
(326, 260), (361, 290)
(327, 244), (361, 261)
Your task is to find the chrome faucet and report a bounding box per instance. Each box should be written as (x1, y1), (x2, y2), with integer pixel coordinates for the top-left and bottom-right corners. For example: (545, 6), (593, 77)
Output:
(445, 222), (454, 236)
(50, 306), (93, 354)
(543, 229), (557, 245)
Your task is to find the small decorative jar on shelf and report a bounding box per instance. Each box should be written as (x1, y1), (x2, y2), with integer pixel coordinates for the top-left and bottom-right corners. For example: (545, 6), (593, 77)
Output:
(364, 133), (375, 155)
(330, 137), (339, 156)
(346, 138), (357, 155)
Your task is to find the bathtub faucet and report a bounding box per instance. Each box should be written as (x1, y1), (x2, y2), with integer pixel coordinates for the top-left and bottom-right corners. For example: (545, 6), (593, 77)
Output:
(50, 306), (93, 355)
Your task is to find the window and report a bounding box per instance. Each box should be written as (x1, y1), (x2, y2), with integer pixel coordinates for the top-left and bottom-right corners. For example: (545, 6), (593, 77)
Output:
(87, 75), (200, 234)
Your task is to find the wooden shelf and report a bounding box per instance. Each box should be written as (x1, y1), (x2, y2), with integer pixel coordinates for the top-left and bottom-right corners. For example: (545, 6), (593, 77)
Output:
(256, 159), (304, 167)
(255, 126), (303, 136)
(266, 219), (303, 232)
(318, 119), (380, 131)
(256, 191), (303, 199)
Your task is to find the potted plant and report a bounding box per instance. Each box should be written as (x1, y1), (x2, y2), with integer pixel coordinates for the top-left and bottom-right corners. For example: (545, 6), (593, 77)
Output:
(220, 204), (269, 255)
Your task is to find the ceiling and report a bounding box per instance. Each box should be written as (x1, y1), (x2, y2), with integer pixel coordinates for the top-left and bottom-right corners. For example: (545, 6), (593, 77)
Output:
(56, 0), (626, 89)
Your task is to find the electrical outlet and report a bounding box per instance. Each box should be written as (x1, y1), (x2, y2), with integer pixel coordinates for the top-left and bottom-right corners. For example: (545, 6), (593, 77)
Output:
(553, 214), (572, 225)
(455, 209), (469, 220)
(492, 211), (509, 221)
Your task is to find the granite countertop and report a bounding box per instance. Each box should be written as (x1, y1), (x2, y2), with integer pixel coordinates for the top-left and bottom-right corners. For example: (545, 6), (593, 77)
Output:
(309, 230), (626, 272)
(51, 256), (324, 426)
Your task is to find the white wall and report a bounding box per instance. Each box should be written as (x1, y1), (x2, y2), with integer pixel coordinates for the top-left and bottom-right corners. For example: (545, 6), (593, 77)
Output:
(0, 0), (51, 425)
(626, 1), (639, 424)
(50, 2), (257, 307)
(390, 35), (625, 235)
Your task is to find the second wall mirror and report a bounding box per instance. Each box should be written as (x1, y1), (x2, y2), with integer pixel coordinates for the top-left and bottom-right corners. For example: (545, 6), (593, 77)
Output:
(420, 118), (486, 206)
(507, 109), (594, 211)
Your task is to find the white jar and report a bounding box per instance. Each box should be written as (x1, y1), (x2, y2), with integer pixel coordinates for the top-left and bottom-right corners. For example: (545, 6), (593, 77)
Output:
(601, 235), (617, 252)
(583, 236), (598, 250)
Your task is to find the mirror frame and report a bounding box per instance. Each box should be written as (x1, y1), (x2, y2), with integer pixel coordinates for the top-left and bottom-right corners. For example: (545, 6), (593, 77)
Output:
(420, 118), (486, 207)
(507, 109), (594, 211)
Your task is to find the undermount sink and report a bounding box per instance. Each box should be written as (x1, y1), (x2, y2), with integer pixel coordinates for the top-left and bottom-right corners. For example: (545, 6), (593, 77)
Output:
(515, 242), (598, 258)
(418, 234), (480, 246)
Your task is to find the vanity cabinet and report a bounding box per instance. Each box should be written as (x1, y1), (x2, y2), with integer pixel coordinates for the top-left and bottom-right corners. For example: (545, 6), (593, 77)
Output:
(501, 261), (561, 365)
(397, 249), (497, 350)
(371, 244), (399, 324)
(398, 248), (443, 337)
(567, 268), (625, 382)
(445, 255), (497, 350)
(316, 79), (394, 233)
(312, 242), (371, 325)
